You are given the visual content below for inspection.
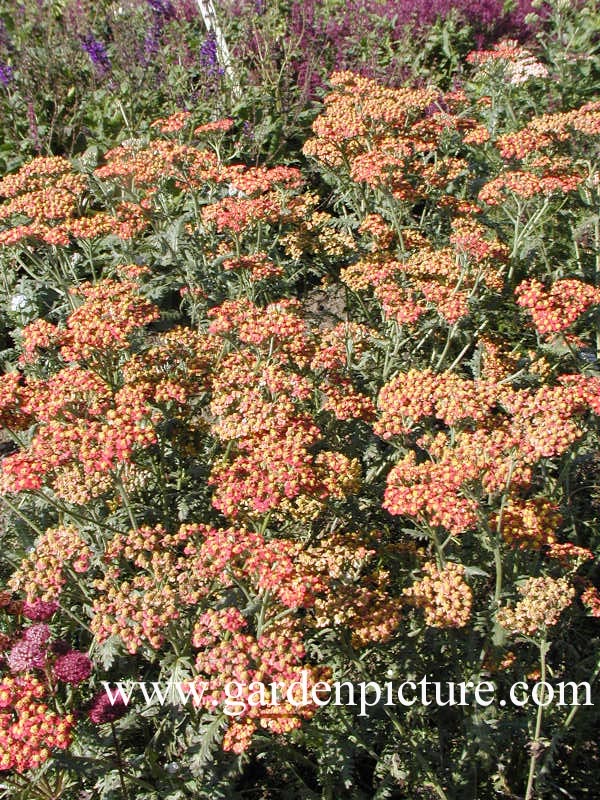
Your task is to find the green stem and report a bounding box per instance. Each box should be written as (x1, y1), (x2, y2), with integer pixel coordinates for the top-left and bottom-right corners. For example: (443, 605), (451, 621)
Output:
(0, 493), (43, 538)
(524, 637), (547, 800)
(111, 720), (130, 800)
(115, 476), (138, 532)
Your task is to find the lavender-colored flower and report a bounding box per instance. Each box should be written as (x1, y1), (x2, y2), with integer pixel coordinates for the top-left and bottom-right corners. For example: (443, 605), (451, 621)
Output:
(200, 31), (223, 80)
(143, 22), (161, 63)
(81, 34), (111, 76)
(0, 62), (12, 88)
(89, 690), (128, 724)
(22, 599), (59, 622)
(53, 650), (93, 685)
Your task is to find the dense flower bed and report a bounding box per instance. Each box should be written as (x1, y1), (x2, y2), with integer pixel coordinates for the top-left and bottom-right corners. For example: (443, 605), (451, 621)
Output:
(0, 19), (599, 800)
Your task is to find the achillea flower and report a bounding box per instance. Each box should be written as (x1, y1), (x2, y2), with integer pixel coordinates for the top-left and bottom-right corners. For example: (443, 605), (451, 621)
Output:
(490, 496), (561, 550)
(479, 168), (583, 205)
(6, 625), (51, 673)
(193, 118), (234, 135)
(22, 599), (59, 621)
(403, 561), (473, 628)
(151, 110), (191, 134)
(23, 623), (51, 647)
(19, 318), (62, 365)
(8, 527), (92, 602)
(61, 280), (160, 362)
(515, 278), (600, 336)
(467, 39), (548, 84)
(497, 100), (600, 160)
(581, 585), (600, 618)
(0, 675), (73, 771)
(545, 542), (594, 566)
(89, 690), (128, 724)
(53, 650), (93, 685)
(497, 576), (575, 636)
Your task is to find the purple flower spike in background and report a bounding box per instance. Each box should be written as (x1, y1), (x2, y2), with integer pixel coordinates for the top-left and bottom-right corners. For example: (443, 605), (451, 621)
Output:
(200, 30), (224, 79)
(81, 34), (111, 77)
(0, 62), (13, 87)
(143, 21), (162, 64)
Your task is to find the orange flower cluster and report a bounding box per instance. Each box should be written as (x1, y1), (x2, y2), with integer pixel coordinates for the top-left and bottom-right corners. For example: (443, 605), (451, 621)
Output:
(0, 156), (72, 197)
(0, 155), (151, 246)
(18, 318), (62, 366)
(496, 100), (600, 160)
(8, 526), (91, 602)
(378, 372), (595, 535)
(489, 496), (562, 550)
(90, 523), (316, 653)
(515, 278), (600, 336)
(303, 70), (490, 222)
(201, 192), (283, 234)
(279, 196), (355, 261)
(0, 372), (31, 430)
(546, 542), (594, 567)
(298, 531), (401, 647)
(61, 279), (160, 362)
(478, 336), (520, 382)
(95, 139), (220, 191)
(376, 368), (498, 436)
(87, 519), (399, 750)
(226, 165), (303, 196)
(466, 39), (548, 84)
(382, 448), (480, 535)
(222, 252), (283, 280)
(581, 585), (600, 618)
(207, 300), (366, 518)
(191, 612), (326, 753)
(497, 576), (575, 636)
(342, 227), (505, 327)
(403, 561), (472, 628)
(0, 172), (87, 223)
(150, 110), (192, 133)
(478, 166), (584, 206)
(0, 675), (73, 772)
(193, 118), (234, 135)
(92, 525), (190, 653)
(0, 280), (166, 497)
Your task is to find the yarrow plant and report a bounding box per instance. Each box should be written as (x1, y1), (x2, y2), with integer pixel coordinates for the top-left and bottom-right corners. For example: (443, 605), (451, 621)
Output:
(0, 10), (599, 798)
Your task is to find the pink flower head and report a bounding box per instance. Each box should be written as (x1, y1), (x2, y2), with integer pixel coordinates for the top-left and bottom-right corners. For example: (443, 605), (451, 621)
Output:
(6, 624), (51, 673)
(22, 599), (59, 621)
(23, 623), (51, 646)
(53, 650), (93, 685)
(7, 639), (47, 672)
(89, 690), (128, 724)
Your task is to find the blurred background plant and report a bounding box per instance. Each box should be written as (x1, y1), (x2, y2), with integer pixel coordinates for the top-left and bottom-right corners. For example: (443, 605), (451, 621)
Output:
(2, 0), (598, 171)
